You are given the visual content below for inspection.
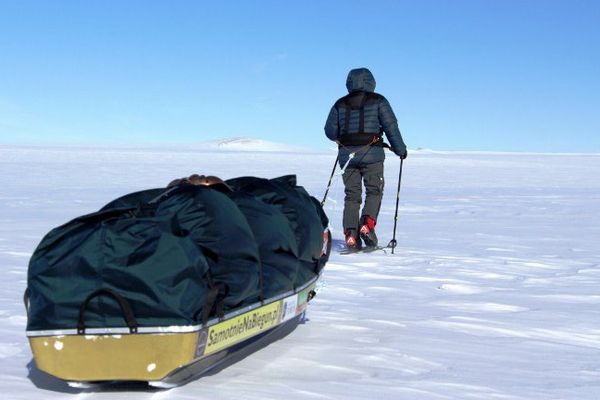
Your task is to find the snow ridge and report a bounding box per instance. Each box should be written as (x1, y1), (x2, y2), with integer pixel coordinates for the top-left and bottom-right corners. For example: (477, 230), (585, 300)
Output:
(197, 137), (312, 153)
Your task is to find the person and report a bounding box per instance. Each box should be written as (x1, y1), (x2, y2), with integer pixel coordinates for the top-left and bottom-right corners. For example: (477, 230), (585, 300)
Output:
(324, 67), (407, 249)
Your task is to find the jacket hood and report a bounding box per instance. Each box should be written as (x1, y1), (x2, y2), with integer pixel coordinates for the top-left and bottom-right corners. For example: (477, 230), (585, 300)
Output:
(346, 68), (376, 93)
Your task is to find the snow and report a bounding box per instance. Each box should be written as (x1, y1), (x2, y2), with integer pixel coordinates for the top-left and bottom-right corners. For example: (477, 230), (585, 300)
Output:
(1, 144), (599, 399)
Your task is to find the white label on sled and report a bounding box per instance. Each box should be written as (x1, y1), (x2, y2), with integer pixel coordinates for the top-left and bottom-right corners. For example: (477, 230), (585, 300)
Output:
(281, 294), (298, 322)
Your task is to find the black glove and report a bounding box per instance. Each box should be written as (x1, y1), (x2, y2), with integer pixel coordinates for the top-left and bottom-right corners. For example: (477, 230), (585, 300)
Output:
(399, 148), (408, 160)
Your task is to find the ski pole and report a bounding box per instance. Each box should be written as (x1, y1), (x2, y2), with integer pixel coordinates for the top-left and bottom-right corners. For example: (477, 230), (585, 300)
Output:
(321, 154), (339, 206)
(387, 158), (404, 254)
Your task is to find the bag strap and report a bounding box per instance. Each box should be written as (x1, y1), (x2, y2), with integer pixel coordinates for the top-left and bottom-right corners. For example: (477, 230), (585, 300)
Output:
(23, 287), (30, 318)
(77, 288), (138, 334)
(358, 92), (368, 133)
(201, 282), (229, 325)
(343, 97), (351, 135)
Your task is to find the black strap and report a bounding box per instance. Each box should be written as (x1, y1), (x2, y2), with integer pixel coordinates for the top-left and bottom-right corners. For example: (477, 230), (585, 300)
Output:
(23, 287), (30, 318)
(343, 100), (351, 135)
(135, 202), (157, 218)
(358, 107), (365, 133)
(201, 285), (219, 324)
(215, 297), (226, 319)
(338, 133), (383, 146)
(258, 260), (265, 303)
(77, 288), (138, 334)
(146, 183), (191, 206)
(358, 92), (368, 134)
(201, 282), (229, 324)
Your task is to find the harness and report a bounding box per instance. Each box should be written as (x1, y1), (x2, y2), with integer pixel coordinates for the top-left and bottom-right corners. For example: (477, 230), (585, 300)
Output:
(336, 92), (383, 147)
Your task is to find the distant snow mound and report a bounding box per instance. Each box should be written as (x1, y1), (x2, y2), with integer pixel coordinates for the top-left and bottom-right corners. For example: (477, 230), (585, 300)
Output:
(199, 137), (310, 153)
(411, 147), (441, 154)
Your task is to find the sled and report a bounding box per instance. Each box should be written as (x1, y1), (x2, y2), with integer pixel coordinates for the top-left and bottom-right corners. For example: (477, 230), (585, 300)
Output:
(26, 174), (331, 388)
(27, 278), (318, 387)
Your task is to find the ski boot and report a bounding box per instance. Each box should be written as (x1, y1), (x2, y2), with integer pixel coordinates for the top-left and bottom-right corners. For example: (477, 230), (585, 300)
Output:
(359, 215), (378, 248)
(344, 228), (361, 250)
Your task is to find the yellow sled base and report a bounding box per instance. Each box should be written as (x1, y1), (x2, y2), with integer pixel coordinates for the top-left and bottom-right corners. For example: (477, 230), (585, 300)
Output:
(27, 279), (318, 388)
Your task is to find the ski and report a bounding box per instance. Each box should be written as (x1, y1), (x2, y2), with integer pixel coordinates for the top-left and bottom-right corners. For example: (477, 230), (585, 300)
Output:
(339, 245), (387, 255)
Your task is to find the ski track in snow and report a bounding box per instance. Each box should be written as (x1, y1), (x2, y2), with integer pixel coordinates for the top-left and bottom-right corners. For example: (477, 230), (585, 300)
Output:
(1, 146), (600, 399)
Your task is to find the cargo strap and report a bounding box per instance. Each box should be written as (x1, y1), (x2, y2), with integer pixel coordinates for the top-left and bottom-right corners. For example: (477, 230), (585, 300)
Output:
(23, 287), (30, 318)
(202, 282), (229, 325)
(77, 288), (138, 334)
(258, 260), (265, 303)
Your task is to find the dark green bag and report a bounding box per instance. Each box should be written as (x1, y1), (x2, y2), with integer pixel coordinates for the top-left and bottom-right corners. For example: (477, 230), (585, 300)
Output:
(26, 175), (329, 332)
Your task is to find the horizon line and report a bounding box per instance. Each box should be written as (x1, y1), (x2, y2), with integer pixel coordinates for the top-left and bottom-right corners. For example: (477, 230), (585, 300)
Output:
(1, 141), (599, 156)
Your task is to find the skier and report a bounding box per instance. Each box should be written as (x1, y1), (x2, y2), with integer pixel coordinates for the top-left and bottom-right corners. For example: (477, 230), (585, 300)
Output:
(324, 67), (407, 249)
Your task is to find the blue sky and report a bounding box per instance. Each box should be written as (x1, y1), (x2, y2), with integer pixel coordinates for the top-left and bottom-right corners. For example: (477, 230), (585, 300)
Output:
(0, 0), (598, 152)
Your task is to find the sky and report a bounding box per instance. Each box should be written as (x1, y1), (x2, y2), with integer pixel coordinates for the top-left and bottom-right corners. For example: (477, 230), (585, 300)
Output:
(0, 0), (599, 152)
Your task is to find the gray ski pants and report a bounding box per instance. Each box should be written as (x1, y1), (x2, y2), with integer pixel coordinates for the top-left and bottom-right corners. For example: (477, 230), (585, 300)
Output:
(342, 161), (384, 230)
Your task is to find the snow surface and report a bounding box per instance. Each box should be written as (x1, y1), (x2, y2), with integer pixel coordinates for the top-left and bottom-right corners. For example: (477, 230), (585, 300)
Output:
(1, 145), (599, 399)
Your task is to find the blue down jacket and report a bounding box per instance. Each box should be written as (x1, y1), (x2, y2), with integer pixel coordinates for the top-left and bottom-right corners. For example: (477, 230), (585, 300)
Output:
(324, 68), (407, 167)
